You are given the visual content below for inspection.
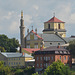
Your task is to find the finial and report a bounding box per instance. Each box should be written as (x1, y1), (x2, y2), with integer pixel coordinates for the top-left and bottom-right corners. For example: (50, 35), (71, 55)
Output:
(31, 26), (33, 30)
(53, 12), (55, 17)
(21, 10), (23, 18)
(35, 28), (37, 34)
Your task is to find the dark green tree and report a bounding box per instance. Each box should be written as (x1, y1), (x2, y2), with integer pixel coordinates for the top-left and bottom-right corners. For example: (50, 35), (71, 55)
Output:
(0, 34), (20, 52)
(67, 40), (75, 57)
(44, 60), (71, 75)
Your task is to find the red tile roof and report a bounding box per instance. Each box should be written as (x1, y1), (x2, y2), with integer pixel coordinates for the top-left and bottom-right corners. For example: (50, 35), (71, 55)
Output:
(31, 30), (43, 40)
(23, 48), (40, 53)
(45, 17), (65, 23)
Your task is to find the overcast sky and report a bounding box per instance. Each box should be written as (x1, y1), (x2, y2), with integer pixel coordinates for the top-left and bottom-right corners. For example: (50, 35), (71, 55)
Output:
(0, 0), (75, 41)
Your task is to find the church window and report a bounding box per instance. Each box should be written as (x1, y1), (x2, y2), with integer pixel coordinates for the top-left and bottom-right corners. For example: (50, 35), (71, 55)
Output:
(60, 56), (61, 60)
(48, 24), (50, 29)
(68, 57), (69, 60)
(37, 57), (39, 60)
(64, 56), (66, 60)
(51, 56), (53, 60)
(50, 43), (52, 45)
(58, 43), (60, 45)
(34, 43), (38, 48)
(58, 24), (60, 29)
(40, 57), (42, 60)
(37, 64), (39, 67)
(35, 45), (38, 48)
(40, 64), (42, 67)
(27, 45), (30, 48)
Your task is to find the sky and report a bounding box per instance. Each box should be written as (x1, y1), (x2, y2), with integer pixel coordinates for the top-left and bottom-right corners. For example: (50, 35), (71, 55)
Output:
(0, 0), (75, 42)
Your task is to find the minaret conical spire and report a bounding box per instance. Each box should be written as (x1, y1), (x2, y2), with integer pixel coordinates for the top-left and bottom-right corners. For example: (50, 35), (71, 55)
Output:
(20, 11), (25, 48)
(21, 10), (23, 18)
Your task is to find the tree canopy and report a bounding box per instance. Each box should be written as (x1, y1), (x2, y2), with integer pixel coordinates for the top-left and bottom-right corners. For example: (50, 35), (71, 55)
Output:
(67, 40), (75, 57)
(0, 34), (20, 52)
(44, 60), (71, 75)
(0, 46), (6, 52)
(33, 60), (71, 75)
(0, 61), (11, 75)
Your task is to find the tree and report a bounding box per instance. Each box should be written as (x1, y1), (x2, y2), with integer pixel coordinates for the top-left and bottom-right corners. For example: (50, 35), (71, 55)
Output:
(0, 34), (20, 52)
(44, 60), (71, 75)
(67, 40), (75, 57)
(0, 61), (11, 75)
(32, 72), (39, 75)
(15, 69), (24, 75)
(0, 46), (6, 52)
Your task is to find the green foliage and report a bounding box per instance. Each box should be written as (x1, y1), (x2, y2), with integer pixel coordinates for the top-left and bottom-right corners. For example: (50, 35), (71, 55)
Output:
(0, 61), (11, 75)
(15, 69), (24, 75)
(67, 40), (75, 57)
(0, 46), (6, 52)
(44, 60), (71, 75)
(24, 67), (35, 75)
(0, 34), (20, 52)
(32, 72), (39, 75)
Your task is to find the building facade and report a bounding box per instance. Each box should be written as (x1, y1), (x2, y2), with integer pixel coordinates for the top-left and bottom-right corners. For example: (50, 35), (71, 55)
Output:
(34, 46), (72, 72)
(0, 52), (33, 67)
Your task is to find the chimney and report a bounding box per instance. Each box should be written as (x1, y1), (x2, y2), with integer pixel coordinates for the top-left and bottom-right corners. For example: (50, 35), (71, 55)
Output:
(27, 29), (29, 34)
(35, 28), (37, 34)
(40, 46), (43, 51)
(19, 47), (22, 53)
(57, 46), (60, 48)
(22, 52), (25, 56)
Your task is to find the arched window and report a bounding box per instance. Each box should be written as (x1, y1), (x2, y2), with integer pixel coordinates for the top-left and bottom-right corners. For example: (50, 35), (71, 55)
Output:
(48, 24), (50, 29)
(58, 24), (60, 29)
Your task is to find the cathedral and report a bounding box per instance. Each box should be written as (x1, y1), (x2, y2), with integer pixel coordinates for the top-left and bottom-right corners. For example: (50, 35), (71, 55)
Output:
(20, 11), (74, 49)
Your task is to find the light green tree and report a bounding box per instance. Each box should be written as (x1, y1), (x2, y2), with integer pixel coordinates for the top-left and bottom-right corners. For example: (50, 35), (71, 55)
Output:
(44, 60), (71, 75)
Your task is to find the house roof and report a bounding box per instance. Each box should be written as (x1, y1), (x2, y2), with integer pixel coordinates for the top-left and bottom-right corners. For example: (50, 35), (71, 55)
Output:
(34, 46), (70, 55)
(1, 52), (33, 58)
(63, 37), (75, 42)
(42, 46), (68, 51)
(38, 33), (65, 42)
(23, 48), (40, 53)
(45, 17), (65, 23)
(31, 30), (43, 40)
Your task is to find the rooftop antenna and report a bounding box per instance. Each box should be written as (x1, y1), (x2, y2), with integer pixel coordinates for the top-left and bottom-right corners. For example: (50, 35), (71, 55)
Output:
(53, 12), (55, 17)
(31, 26), (33, 30)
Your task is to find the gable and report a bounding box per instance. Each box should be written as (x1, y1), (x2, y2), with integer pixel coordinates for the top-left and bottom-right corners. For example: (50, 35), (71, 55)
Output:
(26, 30), (43, 40)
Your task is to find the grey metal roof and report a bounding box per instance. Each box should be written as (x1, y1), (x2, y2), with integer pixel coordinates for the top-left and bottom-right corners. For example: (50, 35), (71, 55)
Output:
(63, 37), (75, 42)
(43, 46), (68, 51)
(1, 52), (33, 58)
(38, 34), (64, 42)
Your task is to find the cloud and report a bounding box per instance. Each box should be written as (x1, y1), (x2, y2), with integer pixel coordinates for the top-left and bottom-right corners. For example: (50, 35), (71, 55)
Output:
(24, 14), (33, 28)
(70, 13), (75, 24)
(33, 5), (39, 10)
(9, 21), (19, 33)
(2, 11), (14, 20)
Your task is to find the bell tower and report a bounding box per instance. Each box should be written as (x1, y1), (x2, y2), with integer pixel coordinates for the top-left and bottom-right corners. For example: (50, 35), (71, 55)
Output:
(43, 16), (66, 37)
(20, 11), (25, 48)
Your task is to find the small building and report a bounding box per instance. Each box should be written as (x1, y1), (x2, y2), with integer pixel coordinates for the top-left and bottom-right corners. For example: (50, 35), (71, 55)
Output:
(34, 46), (72, 72)
(0, 52), (33, 67)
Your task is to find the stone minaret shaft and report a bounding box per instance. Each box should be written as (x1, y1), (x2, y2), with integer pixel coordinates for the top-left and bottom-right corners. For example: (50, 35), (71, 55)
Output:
(20, 11), (25, 48)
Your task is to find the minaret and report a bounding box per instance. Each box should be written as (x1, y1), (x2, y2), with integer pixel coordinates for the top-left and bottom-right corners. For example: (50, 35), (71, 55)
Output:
(20, 11), (25, 48)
